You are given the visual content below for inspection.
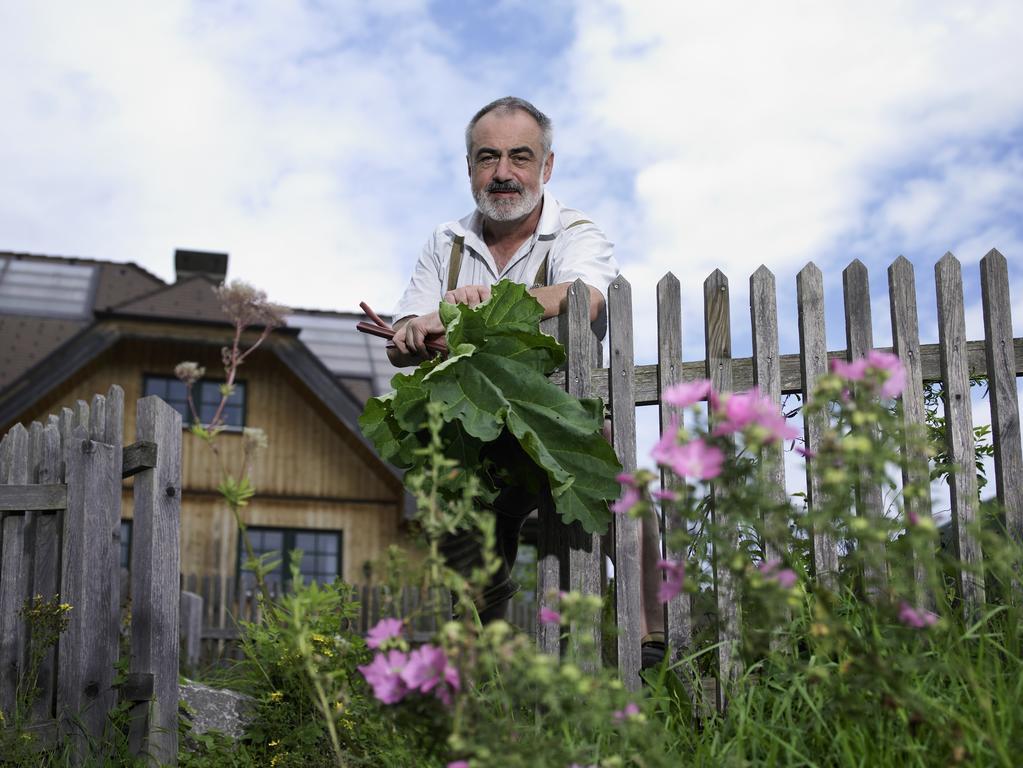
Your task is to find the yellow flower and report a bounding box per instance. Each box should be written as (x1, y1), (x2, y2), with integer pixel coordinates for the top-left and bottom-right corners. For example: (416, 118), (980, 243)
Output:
(269, 691), (284, 703)
(269, 739), (280, 748)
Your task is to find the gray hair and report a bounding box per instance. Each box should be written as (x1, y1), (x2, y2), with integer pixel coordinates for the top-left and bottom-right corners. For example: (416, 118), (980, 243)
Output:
(465, 96), (553, 157)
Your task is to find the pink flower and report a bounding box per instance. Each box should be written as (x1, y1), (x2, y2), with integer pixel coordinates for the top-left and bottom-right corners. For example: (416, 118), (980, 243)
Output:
(652, 435), (725, 480)
(358, 649), (409, 704)
(898, 601), (939, 629)
(611, 484), (642, 515)
(612, 701), (641, 722)
(795, 444), (815, 458)
(447, 762), (470, 768)
(866, 350), (906, 398)
(652, 488), (678, 502)
(366, 617), (404, 649)
(401, 644), (461, 706)
(906, 508), (920, 526)
(656, 559), (686, 603)
(758, 559), (798, 589)
(662, 379), (712, 409)
(712, 390), (799, 444)
(539, 607), (562, 625)
(831, 357), (868, 381)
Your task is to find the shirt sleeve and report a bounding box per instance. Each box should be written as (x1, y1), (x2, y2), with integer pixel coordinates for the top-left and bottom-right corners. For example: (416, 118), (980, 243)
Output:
(392, 230), (447, 322)
(548, 220), (619, 299)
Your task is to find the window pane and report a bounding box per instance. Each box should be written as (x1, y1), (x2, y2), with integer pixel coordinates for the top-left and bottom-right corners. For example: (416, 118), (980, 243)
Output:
(200, 381), (223, 405)
(295, 532), (318, 552)
(166, 380), (188, 403)
(120, 521), (132, 570)
(222, 405), (243, 428)
(143, 378), (166, 398)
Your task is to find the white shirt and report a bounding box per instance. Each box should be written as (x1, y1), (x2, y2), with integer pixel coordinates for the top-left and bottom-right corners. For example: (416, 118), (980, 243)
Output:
(393, 189), (619, 338)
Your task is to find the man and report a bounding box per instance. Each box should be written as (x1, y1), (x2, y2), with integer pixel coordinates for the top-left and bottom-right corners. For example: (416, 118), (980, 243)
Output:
(389, 97), (664, 663)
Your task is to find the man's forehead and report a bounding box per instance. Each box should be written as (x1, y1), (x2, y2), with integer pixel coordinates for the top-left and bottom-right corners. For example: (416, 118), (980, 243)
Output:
(469, 109), (544, 152)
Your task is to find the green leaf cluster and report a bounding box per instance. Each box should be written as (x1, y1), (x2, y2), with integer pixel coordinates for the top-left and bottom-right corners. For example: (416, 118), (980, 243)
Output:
(359, 280), (622, 534)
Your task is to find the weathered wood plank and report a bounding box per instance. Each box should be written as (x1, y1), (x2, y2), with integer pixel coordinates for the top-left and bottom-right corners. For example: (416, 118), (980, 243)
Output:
(566, 279), (603, 671)
(705, 269), (741, 710)
(538, 311), (568, 658)
(549, 338), (1023, 405)
(31, 423), (62, 721)
(608, 275), (641, 690)
(750, 265), (786, 561)
(130, 396), (182, 765)
(104, 385), (125, 448)
(57, 425), (120, 753)
(74, 400), (89, 432)
(887, 256), (934, 597)
(0, 424), (29, 718)
(122, 441), (158, 478)
(58, 408), (74, 483)
(180, 591), (202, 671)
(935, 253), (985, 610)
(656, 273), (691, 671)
(0, 485), (68, 511)
(797, 263), (839, 584)
(843, 260), (886, 595)
(980, 249), (1023, 543)
(88, 394), (106, 443)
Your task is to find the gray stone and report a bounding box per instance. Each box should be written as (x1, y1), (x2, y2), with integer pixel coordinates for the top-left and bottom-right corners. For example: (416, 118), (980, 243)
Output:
(179, 680), (255, 741)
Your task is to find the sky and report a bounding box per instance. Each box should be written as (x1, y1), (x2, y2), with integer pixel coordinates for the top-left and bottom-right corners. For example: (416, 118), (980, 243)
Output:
(2, 1), (1021, 487)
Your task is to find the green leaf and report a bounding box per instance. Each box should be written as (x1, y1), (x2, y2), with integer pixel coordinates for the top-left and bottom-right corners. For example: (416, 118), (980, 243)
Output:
(360, 280), (621, 535)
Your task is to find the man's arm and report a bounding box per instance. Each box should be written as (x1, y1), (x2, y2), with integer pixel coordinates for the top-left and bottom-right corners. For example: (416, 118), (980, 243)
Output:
(529, 282), (605, 323)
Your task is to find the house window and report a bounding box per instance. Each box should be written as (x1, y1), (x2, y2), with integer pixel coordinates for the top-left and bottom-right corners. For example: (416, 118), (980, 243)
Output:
(143, 375), (246, 429)
(120, 520), (132, 570)
(238, 527), (342, 591)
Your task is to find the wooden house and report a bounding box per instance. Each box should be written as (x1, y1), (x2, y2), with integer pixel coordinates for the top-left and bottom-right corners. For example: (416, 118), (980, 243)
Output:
(0, 249), (414, 591)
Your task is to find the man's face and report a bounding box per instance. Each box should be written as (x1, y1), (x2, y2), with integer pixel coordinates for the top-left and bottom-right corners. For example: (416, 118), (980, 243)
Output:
(467, 109), (554, 223)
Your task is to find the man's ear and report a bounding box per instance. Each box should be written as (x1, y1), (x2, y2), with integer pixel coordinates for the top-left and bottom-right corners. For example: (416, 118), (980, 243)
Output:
(466, 155), (472, 178)
(542, 151), (554, 184)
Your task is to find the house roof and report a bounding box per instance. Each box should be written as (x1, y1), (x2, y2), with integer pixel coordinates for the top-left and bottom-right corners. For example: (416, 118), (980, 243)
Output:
(0, 249), (413, 513)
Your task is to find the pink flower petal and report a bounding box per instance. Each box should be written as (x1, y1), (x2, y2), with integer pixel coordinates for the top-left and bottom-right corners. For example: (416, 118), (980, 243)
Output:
(662, 379), (712, 409)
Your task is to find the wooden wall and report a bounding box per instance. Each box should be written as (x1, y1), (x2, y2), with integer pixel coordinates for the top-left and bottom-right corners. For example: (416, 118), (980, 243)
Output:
(13, 327), (409, 584)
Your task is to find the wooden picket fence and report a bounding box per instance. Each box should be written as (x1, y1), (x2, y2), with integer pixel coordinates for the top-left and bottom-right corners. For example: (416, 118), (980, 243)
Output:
(536, 249), (1022, 699)
(0, 389), (182, 765)
(178, 575), (536, 668)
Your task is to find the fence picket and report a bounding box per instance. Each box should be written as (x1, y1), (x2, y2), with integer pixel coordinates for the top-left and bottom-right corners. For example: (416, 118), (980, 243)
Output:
(935, 253), (985, 611)
(0, 424), (29, 718)
(31, 424), (62, 721)
(704, 269), (740, 708)
(130, 396), (181, 765)
(843, 260), (887, 594)
(797, 263), (839, 584)
(750, 266), (787, 558)
(656, 273), (692, 670)
(57, 424), (119, 752)
(980, 249), (1023, 543)
(608, 275), (641, 690)
(887, 256), (933, 597)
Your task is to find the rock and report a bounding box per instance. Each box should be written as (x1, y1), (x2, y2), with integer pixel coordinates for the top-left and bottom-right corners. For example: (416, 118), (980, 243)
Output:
(179, 680), (255, 741)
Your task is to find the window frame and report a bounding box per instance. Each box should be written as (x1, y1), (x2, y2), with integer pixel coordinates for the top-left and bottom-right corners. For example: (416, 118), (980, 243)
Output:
(236, 526), (343, 590)
(142, 373), (248, 431)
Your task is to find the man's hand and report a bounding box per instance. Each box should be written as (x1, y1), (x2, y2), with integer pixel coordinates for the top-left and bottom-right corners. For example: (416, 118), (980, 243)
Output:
(388, 312), (446, 366)
(443, 284), (491, 308)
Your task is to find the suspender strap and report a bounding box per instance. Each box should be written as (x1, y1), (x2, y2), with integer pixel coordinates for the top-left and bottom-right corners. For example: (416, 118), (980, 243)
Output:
(531, 219), (592, 289)
(449, 220), (592, 292)
(446, 235), (465, 293)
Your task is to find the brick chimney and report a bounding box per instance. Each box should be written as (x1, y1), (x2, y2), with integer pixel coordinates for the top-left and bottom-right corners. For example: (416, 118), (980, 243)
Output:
(174, 249), (228, 283)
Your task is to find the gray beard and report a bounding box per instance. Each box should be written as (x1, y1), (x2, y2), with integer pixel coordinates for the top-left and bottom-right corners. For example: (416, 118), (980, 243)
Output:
(474, 184), (543, 222)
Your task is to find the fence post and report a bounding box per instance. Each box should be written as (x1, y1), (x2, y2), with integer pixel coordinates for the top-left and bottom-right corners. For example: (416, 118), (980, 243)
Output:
(130, 396), (181, 765)
(888, 256), (934, 601)
(0, 424), (29, 719)
(608, 275), (641, 690)
(657, 273), (693, 673)
(979, 249), (1023, 545)
(797, 262), (839, 585)
(935, 253), (985, 611)
(705, 269), (741, 709)
(843, 260), (887, 595)
(57, 422), (120, 755)
(565, 279), (604, 671)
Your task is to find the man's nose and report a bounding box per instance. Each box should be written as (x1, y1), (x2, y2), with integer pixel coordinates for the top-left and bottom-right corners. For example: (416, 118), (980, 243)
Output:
(493, 154), (514, 179)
